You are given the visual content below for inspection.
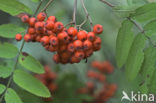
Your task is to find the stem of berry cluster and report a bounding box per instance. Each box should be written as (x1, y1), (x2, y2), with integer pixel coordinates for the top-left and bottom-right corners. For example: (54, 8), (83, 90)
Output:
(0, 0), (50, 102)
(80, 0), (93, 31)
(73, 0), (77, 28)
(41, 0), (54, 12)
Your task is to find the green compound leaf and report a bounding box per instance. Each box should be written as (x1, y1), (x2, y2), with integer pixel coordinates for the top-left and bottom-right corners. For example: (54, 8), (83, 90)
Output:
(144, 20), (156, 37)
(0, 84), (6, 95)
(0, 43), (18, 59)
(149, 69), (156, 94)
(19, 53), (44, 74)
(5, 88), (23, 103)
(130, 3), (156, 23)
(0, 24), (25, 38)
(116, 20), (134, 68)
(0, 65), (12, 78)
(0, 0), (32, 16)
(32, 0), (39, 3)
(13, 69), (51, 98)
(125, 34), (146, 81)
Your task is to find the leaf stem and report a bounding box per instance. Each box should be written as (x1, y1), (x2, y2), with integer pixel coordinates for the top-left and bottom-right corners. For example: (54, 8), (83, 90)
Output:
(99, 0), (115, 8)
(80, 0), (93, 30)
(73, 0), (77, 28)
(0, 0), (45, 102)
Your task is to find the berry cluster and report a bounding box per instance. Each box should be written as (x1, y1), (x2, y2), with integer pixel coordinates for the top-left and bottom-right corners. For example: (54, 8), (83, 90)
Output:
(78, 61), (117, 103)
(15, 12), (103, 64)
(35, 66), (57, 101)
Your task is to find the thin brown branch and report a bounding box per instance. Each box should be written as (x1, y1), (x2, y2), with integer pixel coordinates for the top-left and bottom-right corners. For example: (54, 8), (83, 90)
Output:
(99, 0), (115, 8)
(72, 0), (77, 28)
(33, 0), (45, 16)
(41, 0), (54, 12)
(80, 0), (93, 30)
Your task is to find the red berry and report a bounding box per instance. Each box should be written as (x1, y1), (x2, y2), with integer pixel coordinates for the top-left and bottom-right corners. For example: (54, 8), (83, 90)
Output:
(24, 34), (31, 42)
(85, 49), (93, 58)
(67, 27), (77, 37)
(35, 22), (44, 31)
(70, 56), (80, 63)
(77, 30), (87, 41)
(29, 17), (36, 27)
(67, 43), (75, 53)
(83, 40), (92, 50)
(53, 22), (64, 33)
(28, 27), (36, 34)
(40, 36), (50, 45)
(48, 16), (56, 22)
(21, 14), (29, 23)
(49, 36), (58, 46)
(73, 40), (83, 50)
(57, 32), (69, 42)
(37, 12), (46, 21)
(15, 34), (22, 41)
(53, 54), (60, 63)
(93, 24), (103, 34)
(87, 32), (96, 41)
(45, 21), (54, 30)
(93, 37), (102, 47)
(74, 51), (85, 60)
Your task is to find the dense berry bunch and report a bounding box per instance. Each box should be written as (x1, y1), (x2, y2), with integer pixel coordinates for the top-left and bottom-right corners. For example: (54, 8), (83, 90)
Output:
(78, 60), (117, 103)
(35, 66), (57, 101)
(16, 12), (103, 64)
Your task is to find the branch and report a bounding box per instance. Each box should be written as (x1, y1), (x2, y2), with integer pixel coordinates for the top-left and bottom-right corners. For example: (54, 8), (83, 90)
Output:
(127, 17), (155, 46)
(99, 0), (115, 8)
(80, 0), (93, 30)
(72, 0), (77, 28)
(41, 0), (54, 12)
(0, 0), (44, 102)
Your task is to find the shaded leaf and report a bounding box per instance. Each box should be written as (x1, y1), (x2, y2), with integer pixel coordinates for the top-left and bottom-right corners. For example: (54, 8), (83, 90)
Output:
(149, 69), (156, 94)
(130, 3), (156, 23)
(0, 65), (12, 78)
(0, 84), (6, 95)
(19, 53), (44, 74)
(5, 88), (23, 103)
(0, 43), (18, 58)
(125, 34), (146, 81)
(0, 24), (25, 38)
(13, 69), (51, 98)
(144, 20), (156, 36)
(116, 20), (134, 68)
(0, 0), (32, 16)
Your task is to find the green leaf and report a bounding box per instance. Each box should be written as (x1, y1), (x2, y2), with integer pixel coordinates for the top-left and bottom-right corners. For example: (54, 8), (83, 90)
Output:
(116, 20), (134, 68)
(144, 20), (156, 36)
(0, 84), (6, 95)
(125, 34), (146, 81)
(149, 69), (156, 94)
(19, 53), (44, 74)
(13, 69), (51, 98)
(0, 0), (32, 16)
(130, 3), (156, 23)
(0, 43), (18, 59)
(0, 65), (12, 78)
(5, 88), (23, 103)
(141, 47), (156, 85)
(0, 24), (25, 38)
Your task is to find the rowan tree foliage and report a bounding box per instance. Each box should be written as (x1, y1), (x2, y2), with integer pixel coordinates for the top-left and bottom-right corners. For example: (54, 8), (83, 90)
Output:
(0, 0), (156, 103)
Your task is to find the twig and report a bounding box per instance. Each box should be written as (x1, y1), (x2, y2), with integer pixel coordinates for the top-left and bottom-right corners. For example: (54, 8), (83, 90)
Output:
(80, 0), (93, 30)
(99, 0), (115, 8)
(127, 17), (155, 46)
(0, 0), (44, 102)
(77, 19), (88, 30)
(73, 0), (77, 28)
(65, 22), (75, 28)
(41, 0), (54, 12)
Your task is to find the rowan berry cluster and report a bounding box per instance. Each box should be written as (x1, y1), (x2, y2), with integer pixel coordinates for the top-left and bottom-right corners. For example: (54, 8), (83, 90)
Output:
(35, 66), (57, 101)
(15, 12), (103, 64)
(78, 61), (117, 103)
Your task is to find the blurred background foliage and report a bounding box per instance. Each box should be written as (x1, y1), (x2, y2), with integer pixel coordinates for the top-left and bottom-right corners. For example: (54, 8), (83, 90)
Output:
(0, 0), (156, 103)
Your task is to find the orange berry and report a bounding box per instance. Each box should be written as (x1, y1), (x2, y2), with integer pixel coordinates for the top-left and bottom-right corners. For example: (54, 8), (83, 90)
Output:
(28, 27), (36, 34)
(40, 36), (49, 45)
(50, 36), (58, 46)
(29, 17), (36, 27)
(83, 40), (92, 50)
(37, 12), (46, 21)
(73, 40), (83, 51)
(93, 24), (103, 34)
(21, 14), (29, 23)
(87, 32), (96, 41)
(24, 34), (31, 42)
(67, 27), (77, 37)
(77, 30), (87, 41)
(53, 22), (64, 33)
(74, 51), (85, 60)
(53, 54), (60, 63)
(15, 34), (22, 41)
(45, 21), (54, 30)
(48, 16), (56, 22)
